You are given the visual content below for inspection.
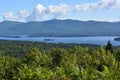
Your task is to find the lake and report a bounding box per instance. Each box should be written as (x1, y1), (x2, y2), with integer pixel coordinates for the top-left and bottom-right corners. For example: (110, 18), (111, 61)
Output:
(0, 36), (120, 46)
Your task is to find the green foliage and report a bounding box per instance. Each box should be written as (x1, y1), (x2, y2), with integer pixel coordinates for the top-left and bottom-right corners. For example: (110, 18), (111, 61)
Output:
(0, 40), (120, 79)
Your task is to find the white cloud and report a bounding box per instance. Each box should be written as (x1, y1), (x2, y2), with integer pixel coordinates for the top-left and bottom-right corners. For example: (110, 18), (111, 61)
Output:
(3, 12), (16, 20)
(114, 0), (120, 8)
(74, 0), (120, 12)
(98, 0), (116, 9)
(27, 3), (69, 21)
(17, 10), (29, 19)
(26, 4), (46, 21)
(3, 0), (120, 21)
(74, 3), (98, 12)
(47, 3), (69, 15)
(3, 10), (29, 21)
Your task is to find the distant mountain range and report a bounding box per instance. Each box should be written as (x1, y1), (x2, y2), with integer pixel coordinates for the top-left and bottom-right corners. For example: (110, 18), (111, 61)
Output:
(0, 19), (120, 36)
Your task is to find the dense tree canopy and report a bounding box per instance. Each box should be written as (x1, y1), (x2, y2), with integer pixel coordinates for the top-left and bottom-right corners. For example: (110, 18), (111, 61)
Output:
(0, 40), (120, 79)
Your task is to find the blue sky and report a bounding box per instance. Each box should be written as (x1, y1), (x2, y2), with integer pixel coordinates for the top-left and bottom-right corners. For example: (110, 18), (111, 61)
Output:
(0, 0), (120, 22)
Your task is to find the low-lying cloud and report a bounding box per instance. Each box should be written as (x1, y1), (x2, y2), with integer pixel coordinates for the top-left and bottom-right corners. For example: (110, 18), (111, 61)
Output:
(3, 0), (120, 22)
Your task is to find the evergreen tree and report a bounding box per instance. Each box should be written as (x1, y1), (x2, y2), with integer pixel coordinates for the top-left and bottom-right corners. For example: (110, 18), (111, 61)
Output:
(105, 41), (113, 53)
(52, 48), (62, 66)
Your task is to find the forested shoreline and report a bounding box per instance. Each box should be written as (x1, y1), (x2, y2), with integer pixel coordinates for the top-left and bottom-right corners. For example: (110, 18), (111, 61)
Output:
(0, 40), (120, 79)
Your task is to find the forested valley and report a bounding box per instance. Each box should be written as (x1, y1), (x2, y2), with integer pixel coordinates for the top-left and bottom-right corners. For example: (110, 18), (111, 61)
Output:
(0, 40), (120, 80)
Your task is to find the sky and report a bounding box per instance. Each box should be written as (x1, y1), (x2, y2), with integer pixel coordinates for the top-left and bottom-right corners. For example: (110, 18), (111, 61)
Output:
(0, 0), (120, 22)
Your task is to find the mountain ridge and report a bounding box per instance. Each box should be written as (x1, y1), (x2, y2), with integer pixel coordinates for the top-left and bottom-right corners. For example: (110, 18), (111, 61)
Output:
(0, 19), (120, 36)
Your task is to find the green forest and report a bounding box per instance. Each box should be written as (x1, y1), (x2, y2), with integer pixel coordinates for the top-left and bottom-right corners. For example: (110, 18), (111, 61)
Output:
(0, 40), (120, 80)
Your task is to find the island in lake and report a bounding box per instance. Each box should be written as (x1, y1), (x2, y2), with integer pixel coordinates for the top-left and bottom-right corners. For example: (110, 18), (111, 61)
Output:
(114, 37), (120, 41)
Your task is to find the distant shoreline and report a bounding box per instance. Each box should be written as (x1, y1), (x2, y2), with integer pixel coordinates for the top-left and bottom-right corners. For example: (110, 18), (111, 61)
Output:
(0, 35), (119, 38)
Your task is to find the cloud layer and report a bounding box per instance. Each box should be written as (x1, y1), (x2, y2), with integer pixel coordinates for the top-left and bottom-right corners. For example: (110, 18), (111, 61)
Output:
(3, 0), (120, 22)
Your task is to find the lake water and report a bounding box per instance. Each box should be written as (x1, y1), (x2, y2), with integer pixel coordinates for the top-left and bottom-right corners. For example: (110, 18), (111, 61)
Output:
(0, 36), (120, 46)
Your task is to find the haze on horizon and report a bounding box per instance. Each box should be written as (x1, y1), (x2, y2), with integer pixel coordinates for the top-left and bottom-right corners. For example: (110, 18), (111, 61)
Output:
(0, 0), (120, 22)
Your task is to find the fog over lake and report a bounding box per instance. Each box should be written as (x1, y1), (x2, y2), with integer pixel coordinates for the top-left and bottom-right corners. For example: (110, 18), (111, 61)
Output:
(0, 35), (120, 46)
